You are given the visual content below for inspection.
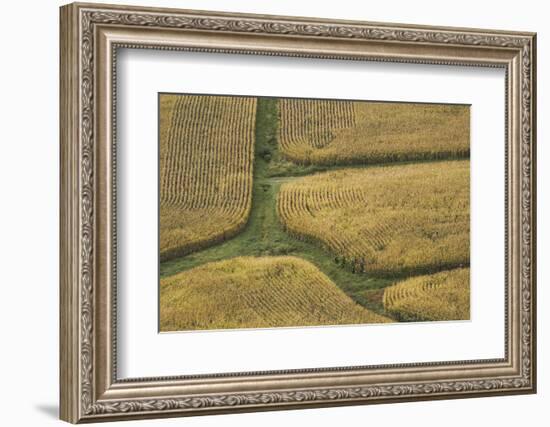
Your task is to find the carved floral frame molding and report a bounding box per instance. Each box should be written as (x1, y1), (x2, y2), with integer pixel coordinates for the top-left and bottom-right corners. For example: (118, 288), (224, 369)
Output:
(60, 2), (536, 423)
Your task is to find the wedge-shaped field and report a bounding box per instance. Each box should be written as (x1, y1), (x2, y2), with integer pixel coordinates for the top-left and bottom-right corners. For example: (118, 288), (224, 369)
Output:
(383, 268), (470, 321)
(160, 256), (392, 331)
(278, 99), (469, 165)
(277, 160), (469, 275)
(159, 94), (257, 261)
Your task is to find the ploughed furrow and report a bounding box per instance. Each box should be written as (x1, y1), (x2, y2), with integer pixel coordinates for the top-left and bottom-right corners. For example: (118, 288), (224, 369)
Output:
(383, 268), (470, 321)
(277, 161), (470, 275)
(159, 94), (257, 261)
(160, 256), (392, 331)
(278, 100), (470, 166)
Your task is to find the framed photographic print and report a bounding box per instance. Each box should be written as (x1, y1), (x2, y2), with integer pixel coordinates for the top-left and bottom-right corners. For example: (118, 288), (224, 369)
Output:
(60, 2), (537, 423)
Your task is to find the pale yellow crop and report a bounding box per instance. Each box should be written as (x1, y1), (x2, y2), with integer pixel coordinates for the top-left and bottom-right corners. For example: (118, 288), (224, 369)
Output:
(278, 99), (469, 165)
(160, 256), (392, 331)
(383, 268), (470, 321)
(159, 94), (256, 261)
(277, 160), (470, 275)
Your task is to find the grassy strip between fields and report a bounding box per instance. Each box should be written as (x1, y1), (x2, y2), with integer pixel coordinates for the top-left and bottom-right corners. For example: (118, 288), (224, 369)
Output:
(160, 98), (469, 318)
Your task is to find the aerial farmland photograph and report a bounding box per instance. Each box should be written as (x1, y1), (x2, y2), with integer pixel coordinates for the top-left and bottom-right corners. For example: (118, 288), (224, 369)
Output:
(158, 93), (470, 332)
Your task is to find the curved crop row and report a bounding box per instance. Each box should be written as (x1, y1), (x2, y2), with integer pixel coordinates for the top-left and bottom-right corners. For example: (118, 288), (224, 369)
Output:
(160, 256), (392, 331)
(278, 99), (470, 165)
(277, 160), (470, 275)
(159, 94), (257, 261)
(383, 268), (470, 321)
(278, 98), (355, 162)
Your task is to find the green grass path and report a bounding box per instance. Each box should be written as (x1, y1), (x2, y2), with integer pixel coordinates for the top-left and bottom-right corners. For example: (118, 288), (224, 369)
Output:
(160, 98), (395, 316)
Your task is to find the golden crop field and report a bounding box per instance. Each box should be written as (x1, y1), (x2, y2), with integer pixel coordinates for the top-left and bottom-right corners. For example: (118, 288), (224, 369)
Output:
(278, 98), (355, 150)
(277, 160), (470, 275)
(159, 94), (257, 261)
(383, 268), (470, 321)
(160, 256), (392, 331)
(278, 99), (469, 165)
(159, 94), (470, 329)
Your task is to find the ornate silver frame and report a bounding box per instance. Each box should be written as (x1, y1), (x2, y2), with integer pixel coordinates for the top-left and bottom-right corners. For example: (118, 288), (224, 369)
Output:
(60, 2), (537, 423)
